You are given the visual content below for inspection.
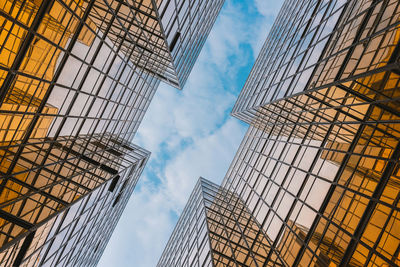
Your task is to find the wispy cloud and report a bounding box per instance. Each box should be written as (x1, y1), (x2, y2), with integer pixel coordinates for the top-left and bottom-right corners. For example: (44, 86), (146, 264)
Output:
(98, 0), (284, 266)
(134, 70), (235, 158)
(162, 119), (246, 208)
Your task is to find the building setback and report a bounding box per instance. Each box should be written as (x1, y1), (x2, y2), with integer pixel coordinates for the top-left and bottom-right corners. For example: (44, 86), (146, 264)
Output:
(0, 0), (224, 265)
(161, 0), (400, 266)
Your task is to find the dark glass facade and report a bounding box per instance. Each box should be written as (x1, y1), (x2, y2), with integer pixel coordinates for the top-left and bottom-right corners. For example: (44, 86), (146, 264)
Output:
(0, 0), (223, 265)
(161, 0), (400, 266)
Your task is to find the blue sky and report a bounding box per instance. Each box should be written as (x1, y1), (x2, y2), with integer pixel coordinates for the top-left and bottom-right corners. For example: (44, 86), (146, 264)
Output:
(98, 0), (284, 266)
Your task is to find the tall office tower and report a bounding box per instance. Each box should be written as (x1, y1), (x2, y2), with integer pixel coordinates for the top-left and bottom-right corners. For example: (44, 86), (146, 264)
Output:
(0, 0), (223, 265)
(223, 0), (400, 266)
(158, 178), (285, 267)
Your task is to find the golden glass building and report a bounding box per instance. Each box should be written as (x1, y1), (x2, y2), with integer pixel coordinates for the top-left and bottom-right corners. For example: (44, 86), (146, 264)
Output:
(0, 0), (224, 265)
(227, 0), (400, 265)
(161, 0), (400, 266)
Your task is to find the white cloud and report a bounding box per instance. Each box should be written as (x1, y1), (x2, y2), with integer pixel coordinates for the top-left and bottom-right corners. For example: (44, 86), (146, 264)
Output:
(248, 0), (285, 54)
(254, 0), (284, 17)
(205, 2), (249, 71)
(134, 63), (236, 158)
(162, 119), (246, 209)
(204, 0), (285, 64)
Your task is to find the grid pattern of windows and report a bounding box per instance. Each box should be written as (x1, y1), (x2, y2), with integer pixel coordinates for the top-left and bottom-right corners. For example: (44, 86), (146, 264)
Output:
(0, 0), (160, 144)
(206, 182), (284, 266)
(232, 0), (400, 126)
(158, 178), (285, 267)
(79, 0), (224, 88)
(0, 133), (150, 266)
(157, 178), (214, 267)
(156, 0), (224, 88)
(0, 0), (157, 261)
(223, 119), (399, 266)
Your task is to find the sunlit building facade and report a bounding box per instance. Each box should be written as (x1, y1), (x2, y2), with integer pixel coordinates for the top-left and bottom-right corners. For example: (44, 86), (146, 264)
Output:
(0, 0), (223, 265)
(222, 123), (400, 266)
(162, 0), (400, 266)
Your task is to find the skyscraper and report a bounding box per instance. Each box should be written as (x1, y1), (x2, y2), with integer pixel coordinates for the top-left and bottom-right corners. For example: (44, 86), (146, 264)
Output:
(0, 134), (150, 266)
(0, 0), (224, 265)
(161, 0), (400, 266)
(227, 0), (400, 265)
(158, 178), (284, 267)
(87, 0), (224, 89)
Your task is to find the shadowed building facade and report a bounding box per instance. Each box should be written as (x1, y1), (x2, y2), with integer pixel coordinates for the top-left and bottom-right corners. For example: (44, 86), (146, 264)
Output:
(161, 0), (400, 266)
(0, 0), (223, 265)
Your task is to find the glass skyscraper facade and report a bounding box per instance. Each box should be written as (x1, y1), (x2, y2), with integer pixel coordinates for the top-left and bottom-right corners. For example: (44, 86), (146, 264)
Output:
(86, 0), (224, 88)
(0, 133), (149, 266)
(158, 178), (284, 267)
(161, 0), (400, 266)
(0, 0), (223, 265)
